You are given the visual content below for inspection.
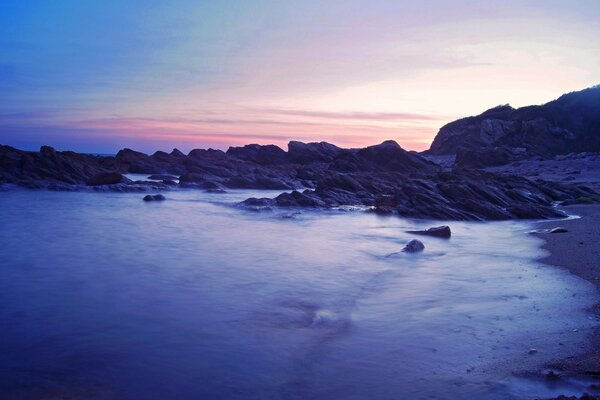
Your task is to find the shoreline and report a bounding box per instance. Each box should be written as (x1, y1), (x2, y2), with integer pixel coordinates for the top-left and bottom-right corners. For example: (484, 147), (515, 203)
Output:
(535, 204), (600, 378)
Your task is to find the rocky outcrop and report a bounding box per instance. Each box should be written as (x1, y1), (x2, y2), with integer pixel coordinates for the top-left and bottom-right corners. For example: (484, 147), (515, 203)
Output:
(0, 145), (118, 185)
(407, 226), (451, 238)
(288, 141), (345, 164)
(240, 165), (596, 220)
(226, 144), (289, 165)
(1, 139), (597, 220)
(428, 85), (600, 166)
(86, 172), (127, 186)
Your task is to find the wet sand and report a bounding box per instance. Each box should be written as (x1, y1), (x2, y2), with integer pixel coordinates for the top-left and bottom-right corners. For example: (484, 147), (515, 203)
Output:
(536, 204), (600, 375)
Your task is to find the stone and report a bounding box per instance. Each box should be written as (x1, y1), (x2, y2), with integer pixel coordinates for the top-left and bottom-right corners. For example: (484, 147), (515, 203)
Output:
(408, 225), (451, 238)
(148, 174), (177, 181)
(143, 194), (166, 201)
(402, 239), (425, 253)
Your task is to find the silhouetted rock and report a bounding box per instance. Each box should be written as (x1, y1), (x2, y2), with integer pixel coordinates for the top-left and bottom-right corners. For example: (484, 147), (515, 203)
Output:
(170, 148), (185, 157)
(1, 137), (596, 221)
(288, 141), (344, 163)
(226, 144), (288, 165)
(357, 140), (435, 172)
(428, 86), (600, 164)
(86, 172), (125, 186)
(40, 145), (56, 155)
(408, 226), (451, 238)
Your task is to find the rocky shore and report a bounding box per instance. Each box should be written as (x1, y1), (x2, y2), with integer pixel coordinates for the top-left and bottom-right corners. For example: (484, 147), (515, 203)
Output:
(1, 140), (598, 221)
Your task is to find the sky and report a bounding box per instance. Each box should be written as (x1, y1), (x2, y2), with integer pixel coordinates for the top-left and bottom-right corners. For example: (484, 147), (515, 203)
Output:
(0, 0), (599, 154)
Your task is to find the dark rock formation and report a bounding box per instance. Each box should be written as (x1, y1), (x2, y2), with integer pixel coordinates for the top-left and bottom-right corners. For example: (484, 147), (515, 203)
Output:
(403, 239), (425, 252)
(550, 227), (568, 233)
(86, 172), (126, 186)
(0, 145), (118, 185)
(143, 194), (166, 201)
(1, 137), (597, 220)
(428, 85), (600, 166)
(407, 226), (451, 238)
(288, 141), (344, 163)
(148, 174), (178, 181)
(226, 144), (288, 165)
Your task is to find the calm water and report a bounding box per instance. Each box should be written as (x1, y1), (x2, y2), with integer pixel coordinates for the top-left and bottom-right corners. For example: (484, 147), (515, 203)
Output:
(0, 188), (598, 399)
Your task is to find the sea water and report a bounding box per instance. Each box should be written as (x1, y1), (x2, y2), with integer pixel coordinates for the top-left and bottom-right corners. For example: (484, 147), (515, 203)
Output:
(0, 188), (597, 399)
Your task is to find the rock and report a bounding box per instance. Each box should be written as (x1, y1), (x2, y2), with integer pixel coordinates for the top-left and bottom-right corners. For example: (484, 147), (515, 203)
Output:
(357, 140), (435, 172)
(288, 141), (344, 163)
(226, 144), (289, 165)
(148, 174), (177, 181)
(143, 194), (166, 201)
(407, 225), (451, 238)
(427, 86), (600, 163)
(170, 148), (185, 157)
(402, 239), (425, 253)
(455, 146), (513, 168)
(274, 190), (327, 207)
(241, 197), (276, 207)
(179, 173), (207, 184)
(86, 172), (125, 186)
(550, 227), (568, 233)
(1, 139), (597, 221)
(40, 145), (56, 155)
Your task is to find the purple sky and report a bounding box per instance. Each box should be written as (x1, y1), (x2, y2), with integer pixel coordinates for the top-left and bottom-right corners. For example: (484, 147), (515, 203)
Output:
(1, 1), (599, 153)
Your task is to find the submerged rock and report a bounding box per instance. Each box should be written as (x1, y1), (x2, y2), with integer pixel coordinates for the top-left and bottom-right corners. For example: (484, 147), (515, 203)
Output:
(402, 239), (425, 253)
(550, 227), (568, 233)
(143, 194), (166, 202)
(407, 225), (451, 238)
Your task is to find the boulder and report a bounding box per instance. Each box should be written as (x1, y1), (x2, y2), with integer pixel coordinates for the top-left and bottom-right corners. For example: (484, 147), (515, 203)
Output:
(402, 239), (425, 253)
(549, 227), (568, 233)
(86, 172), (125, 186)
(407, 225), (451, 238)
(143, 194), (166, 201)
(274, 190), (327, 207)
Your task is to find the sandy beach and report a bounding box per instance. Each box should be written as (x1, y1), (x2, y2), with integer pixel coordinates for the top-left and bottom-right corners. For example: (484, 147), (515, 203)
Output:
(536, 204), (600, 376)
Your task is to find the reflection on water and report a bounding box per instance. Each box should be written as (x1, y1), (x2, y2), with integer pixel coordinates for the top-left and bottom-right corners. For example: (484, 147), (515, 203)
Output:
(0, 189), (597, 399)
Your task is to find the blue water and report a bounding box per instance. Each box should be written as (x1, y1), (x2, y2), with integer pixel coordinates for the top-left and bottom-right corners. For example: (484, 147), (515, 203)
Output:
(0, 188), (598, 399)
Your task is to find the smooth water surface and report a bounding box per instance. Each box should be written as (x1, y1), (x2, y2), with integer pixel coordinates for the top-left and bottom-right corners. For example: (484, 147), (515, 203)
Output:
(0, 188), (597, 399)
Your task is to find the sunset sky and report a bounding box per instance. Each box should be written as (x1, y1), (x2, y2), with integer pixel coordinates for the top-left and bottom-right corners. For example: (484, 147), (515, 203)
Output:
(1, 1), (599, 153)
